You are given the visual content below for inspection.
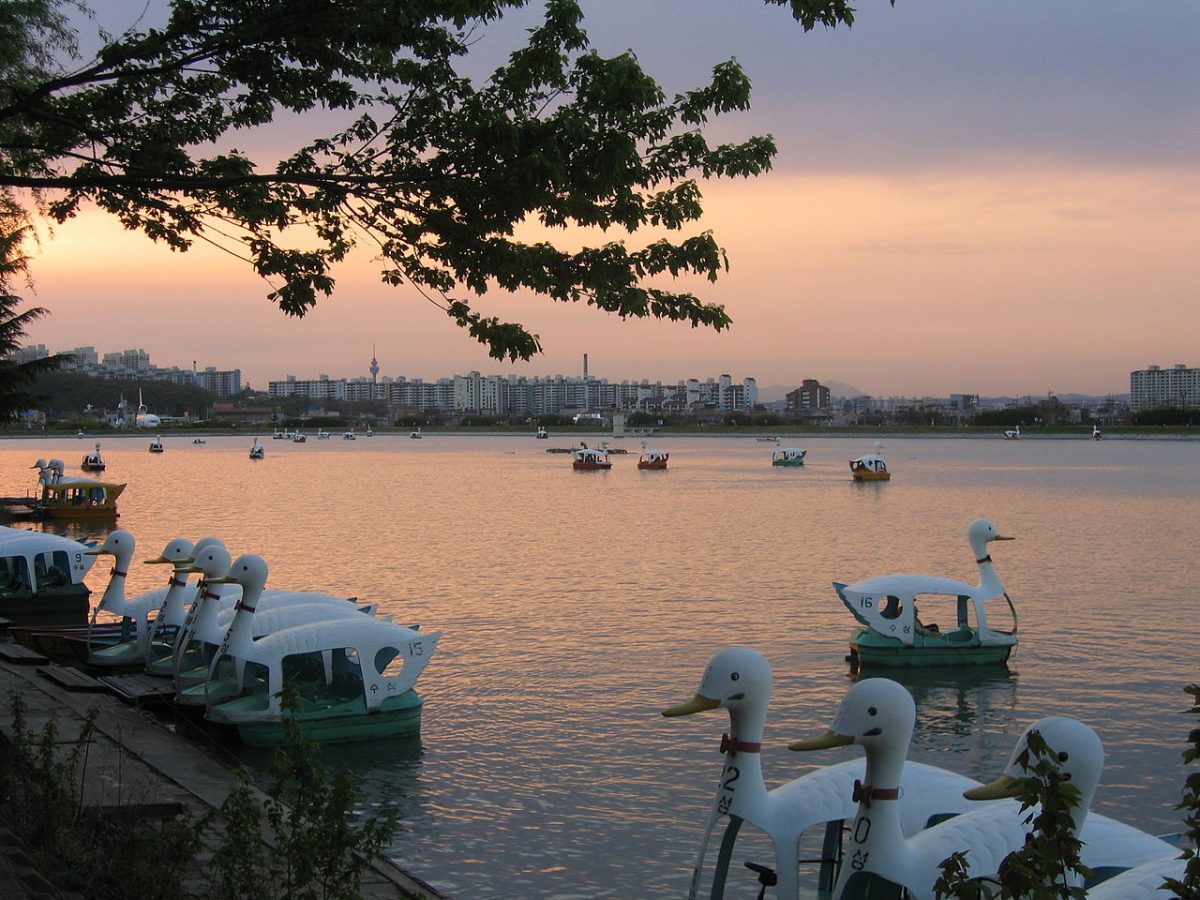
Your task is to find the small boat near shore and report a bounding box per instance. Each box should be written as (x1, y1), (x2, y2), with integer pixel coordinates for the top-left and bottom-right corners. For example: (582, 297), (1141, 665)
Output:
(249, 439), (264, 459)
(839, 518), (1018, 669)
(148, 436), (165, 453)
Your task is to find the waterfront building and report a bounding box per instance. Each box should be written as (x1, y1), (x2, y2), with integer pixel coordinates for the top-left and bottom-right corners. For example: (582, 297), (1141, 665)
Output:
(1130, 363), (1199, 412)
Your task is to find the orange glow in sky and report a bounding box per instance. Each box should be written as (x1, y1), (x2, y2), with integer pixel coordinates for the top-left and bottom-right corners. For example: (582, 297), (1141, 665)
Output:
(18, 1), (1200, 398)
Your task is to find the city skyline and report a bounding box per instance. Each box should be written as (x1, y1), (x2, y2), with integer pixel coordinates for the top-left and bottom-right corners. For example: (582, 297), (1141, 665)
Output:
(27, 338), (1170, 405)
(19, 1), (1200, 397)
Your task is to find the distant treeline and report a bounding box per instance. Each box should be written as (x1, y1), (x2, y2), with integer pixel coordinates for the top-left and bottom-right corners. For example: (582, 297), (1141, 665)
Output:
(28, 372), (218, 420)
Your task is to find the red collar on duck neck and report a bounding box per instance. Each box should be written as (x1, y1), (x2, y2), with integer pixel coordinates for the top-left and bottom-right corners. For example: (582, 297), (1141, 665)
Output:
(720, 733), (762, 756)
(852, 779), (901, 807)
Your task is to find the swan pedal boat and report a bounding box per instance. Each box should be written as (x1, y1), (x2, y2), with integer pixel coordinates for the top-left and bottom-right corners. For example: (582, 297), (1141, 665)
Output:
(0, 525), (95, 626)
(32, 477), (126, 520)
(572, 446), (612, 470)
(80, 443), (106, 472)
(637, 441), (669, 470)
(790, 678), (1181, 899)
(849, 453), (890, 481)
(204, 617), (439, 746)
(771, 447), (807, 467)
(839, 518), (1018, 669)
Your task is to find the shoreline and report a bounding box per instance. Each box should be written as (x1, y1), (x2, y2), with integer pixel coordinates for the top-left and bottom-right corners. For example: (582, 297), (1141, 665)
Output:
(2, 428), (1198, 442)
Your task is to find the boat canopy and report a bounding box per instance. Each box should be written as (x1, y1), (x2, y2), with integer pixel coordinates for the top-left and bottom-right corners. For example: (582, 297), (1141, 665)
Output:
(773, 447), (806, 461)
(0, 526), (96, 591)
(835, 575), (1014, 647)
(850, 454), (887, 472)
(573, 448), (610, 461)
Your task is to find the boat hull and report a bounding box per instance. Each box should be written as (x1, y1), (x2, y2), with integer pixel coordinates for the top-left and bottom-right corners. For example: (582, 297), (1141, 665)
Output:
(771, 459), (805, 467)
(848, 627), (1013, 668)
(212, 690), (425, 747)
(0, 589), (90, 627)
(572, 462), (612, 470)
(851, 471), (891, 482)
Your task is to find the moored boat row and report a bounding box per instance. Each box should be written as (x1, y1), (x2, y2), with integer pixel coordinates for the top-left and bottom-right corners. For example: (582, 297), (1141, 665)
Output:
(2, 526), (439, 748)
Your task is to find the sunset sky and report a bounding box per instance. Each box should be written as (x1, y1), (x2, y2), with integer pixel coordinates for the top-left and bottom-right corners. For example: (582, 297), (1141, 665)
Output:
(20, 0), (1200, 397)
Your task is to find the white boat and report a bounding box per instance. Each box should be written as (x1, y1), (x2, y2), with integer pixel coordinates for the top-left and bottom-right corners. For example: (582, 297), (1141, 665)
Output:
(572, 444), (611, 470)
(850, 443), (890, 481)
(1004, 425), (1021, 440)
(790, 679), (1181, 898)
(195, 553), (438, 745)
(148, 435), (165, 453)
(170, 547), (378, 703)
(343, 429), (357, 440)
(292, 431), (306, 443)
(536, 427), (549, 439)
(365, 426), (374, 437)
(0, 525), (96, 626)
(664, 648), (1003, 900)
(410, 427), (422, 439)
(249, 439), (265, 459)
(771, 447), (806, 467)
(637, 441), (669, 470)
(837, 518), (1017, 669)
(1092, 424), (1103, 440)
(192, 437), (206, 445)
(317, 430), (331, 439)
(80, 442), (106, 472)
(756, 435), (781, 443)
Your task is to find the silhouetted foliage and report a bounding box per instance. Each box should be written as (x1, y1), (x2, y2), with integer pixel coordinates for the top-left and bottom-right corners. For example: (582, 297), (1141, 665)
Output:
(2, 1), (870, 362)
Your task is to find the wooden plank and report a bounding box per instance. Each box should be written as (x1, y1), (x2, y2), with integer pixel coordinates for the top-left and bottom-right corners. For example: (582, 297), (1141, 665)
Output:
(96, 672), (176, 706)
(36, 663), (109, 692)
(0, 643), (50, 665)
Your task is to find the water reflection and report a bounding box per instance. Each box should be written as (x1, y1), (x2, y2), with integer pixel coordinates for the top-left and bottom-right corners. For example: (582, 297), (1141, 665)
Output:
(1, 435), (1196, 899)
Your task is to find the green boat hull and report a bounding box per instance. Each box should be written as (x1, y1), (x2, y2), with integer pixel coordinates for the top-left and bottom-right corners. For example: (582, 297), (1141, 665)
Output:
(771, 459), (805, 467)
(848, 627), (1013, 669)
(214, 689), (425, 747)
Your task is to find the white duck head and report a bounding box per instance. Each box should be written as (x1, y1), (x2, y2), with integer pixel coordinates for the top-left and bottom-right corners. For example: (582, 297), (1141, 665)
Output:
(790, 677), (915, 791)
(965, 715), (1103, 834)
(143, 536), (196, 629)
(967, 517), (1014, 595)
(205, 553), (269, 657)
(84, 529), (139, 616)
(664, 646), (773, 743)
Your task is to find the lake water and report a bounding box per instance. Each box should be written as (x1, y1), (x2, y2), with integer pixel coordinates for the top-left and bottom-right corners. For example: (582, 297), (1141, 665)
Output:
(3, 433), (1197, 898)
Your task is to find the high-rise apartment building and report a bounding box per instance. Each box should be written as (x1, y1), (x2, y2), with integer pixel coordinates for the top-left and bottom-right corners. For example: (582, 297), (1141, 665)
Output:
(1130, 364), (1198, 411)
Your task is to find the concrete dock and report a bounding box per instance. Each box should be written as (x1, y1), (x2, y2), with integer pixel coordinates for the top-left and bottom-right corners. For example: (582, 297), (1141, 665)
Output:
(0, 640), (445, 899)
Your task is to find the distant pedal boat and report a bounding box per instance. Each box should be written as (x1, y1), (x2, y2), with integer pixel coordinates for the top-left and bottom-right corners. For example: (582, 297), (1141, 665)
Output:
(572, 445), (612, 470)
(80, 443), (106, 472)
(637, 449), (669, 470)
(771, 447), (806, 467)
(849, 448), (889, 481)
